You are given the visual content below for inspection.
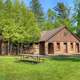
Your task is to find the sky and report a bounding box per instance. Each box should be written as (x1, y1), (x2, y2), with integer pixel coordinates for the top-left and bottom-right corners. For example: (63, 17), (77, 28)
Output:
(24, 0), (74, 13)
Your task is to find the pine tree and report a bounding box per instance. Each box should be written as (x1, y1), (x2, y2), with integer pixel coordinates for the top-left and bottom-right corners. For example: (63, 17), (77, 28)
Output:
(54, 2), (69, 19)
(74, 0), (80, 36)
(53, 2), (73, 31)
(48, 9), (56, 23)
(30, 0), (44, 28)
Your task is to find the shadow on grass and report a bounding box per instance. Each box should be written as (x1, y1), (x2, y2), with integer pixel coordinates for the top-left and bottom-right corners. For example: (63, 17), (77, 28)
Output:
(15, 59), (40, 64)
(49, 55), (80, 62)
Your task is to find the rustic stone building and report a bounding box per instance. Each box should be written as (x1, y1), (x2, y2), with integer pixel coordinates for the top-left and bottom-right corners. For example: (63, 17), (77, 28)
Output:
(0, 26), (80, 55)
(39, 26), (80, 55)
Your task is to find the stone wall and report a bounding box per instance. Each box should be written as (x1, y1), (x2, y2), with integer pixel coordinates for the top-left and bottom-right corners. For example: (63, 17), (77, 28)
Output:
(53, 42), (80, 55)
(33, 44), (39, 55)
(38, 42), (80, 55)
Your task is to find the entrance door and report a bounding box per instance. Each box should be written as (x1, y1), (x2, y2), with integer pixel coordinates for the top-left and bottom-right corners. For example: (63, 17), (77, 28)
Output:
(39, 42), (45, 55)
(76, 43), (79, 53)
(48, 43), (54, 54)
(64, 43), (67, 53)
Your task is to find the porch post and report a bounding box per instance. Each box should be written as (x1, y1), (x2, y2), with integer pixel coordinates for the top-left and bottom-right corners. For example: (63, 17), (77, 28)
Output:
(45, 42), (48, 55)
(73, 42), (76, 54)
(1, 42), (5, 55)
(53, 42), (56, 54)
(67, 42), (70, 54)
(53, 42), (54, 54)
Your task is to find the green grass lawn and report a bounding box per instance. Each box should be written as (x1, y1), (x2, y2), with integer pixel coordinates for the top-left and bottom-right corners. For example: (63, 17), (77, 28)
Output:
(0, 56), (80, 80)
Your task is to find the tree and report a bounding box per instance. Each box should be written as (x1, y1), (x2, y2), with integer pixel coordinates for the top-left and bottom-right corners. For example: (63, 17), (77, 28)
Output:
(1, 0), (40, 44)
(47, 9), (56, 23)
(0, 0), (40, 54)
(0, 0), (3, 9)
(30, 0), (44, 28)
(0, 0), (5, 33)
(53, 2), (74, 32)
(74, 0), (80, 36)
(54, 2), (70, 19)
(44, 3), (73, 31)
(43, 9), (56, 30)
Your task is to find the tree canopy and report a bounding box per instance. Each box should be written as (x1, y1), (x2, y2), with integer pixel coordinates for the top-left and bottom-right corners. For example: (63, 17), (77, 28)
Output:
(30, 0), (45, 29)
(0, 0), (40, 43)
(74, 0), (80, 36)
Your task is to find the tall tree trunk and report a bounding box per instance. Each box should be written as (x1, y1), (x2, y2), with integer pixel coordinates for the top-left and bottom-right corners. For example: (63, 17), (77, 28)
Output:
(0, 40), (2, 55)
(9, 42), (13, 55)
(17, 43), (20, 55)
(20, 43), (23, 54)
(8, 40), (10, 55)
(19, 43), (21, 54)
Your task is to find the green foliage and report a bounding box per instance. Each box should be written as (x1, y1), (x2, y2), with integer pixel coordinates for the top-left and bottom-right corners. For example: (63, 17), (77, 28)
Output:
(74, 0), (80, 36)
(30, 0), (44, 28)
(48, 9), (56, 23)
(54, 2), (70, 19)
(0, 0), (77, 43)
(43, 21), (55, 30)
(51, 2), (74, 32)
(0, 0), (40, 43)
(44, 3), (73, 32)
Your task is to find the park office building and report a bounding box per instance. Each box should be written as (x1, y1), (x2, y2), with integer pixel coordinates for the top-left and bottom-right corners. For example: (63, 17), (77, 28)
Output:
(39, 26), (80, 55)
(0, 26), (80, 55)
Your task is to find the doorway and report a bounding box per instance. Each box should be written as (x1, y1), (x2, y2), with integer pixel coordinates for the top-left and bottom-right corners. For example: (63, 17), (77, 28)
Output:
(39, 42), (45, 55)
(64, 43), (68, 53)
(76, 43), (79, 53)
(48, 43), (54, 54)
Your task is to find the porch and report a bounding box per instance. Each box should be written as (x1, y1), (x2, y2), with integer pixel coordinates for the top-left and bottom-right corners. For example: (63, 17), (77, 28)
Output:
(39, 42), (80, 55)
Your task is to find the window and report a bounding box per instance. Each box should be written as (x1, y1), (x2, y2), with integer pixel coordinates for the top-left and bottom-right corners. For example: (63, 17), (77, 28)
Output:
(57, 43), (60, 51)
(70, 43), (73, 50)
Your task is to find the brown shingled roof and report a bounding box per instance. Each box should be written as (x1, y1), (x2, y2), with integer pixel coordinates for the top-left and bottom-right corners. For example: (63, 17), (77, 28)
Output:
(40, 26), (80, 42)
(40, 26), (65, 41)
(73, 33), (80, 41)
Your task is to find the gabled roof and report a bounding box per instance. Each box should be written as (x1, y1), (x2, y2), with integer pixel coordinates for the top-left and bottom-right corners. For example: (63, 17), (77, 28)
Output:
(40, 26), (80, 42)
(40, 26), (65, 41)
(72, 33), (80, 41)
